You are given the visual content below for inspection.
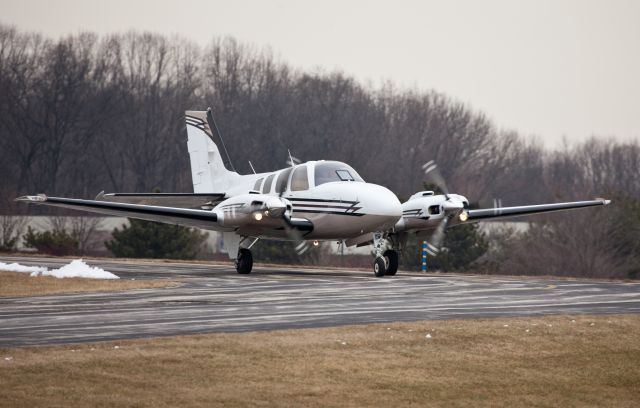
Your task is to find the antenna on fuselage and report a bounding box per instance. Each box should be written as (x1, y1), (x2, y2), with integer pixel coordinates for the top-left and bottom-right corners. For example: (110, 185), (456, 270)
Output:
(287, 149), (301, 167)
(248, 160), (257, 174)
(206, 107), (237, 173)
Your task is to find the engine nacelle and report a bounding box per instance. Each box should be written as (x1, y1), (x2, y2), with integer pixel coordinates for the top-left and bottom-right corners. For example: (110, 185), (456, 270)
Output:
(213, 193), (291, 228)
(394, 191), (468, 232)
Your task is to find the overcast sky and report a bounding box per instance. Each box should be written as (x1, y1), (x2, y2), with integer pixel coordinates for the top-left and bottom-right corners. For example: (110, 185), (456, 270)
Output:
(2, 0), (639, 147)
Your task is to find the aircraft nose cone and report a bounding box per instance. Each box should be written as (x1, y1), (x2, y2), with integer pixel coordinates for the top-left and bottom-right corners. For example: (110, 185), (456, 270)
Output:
(360, 184), (403, 217)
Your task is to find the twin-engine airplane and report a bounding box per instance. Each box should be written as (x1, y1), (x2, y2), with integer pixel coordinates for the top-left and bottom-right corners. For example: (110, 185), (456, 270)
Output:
(17, 108), (610, 277)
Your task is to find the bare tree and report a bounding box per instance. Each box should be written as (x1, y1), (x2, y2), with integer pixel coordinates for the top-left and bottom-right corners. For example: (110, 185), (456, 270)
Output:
(69, 217), (103, 254)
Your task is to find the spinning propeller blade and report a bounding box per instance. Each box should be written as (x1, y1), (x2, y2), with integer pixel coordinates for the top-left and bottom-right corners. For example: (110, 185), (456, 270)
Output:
(421, 160), (465, 256)
(422, 160), (450, 199)
(425, 216), (448, 256)
(278, 191), (309, 255)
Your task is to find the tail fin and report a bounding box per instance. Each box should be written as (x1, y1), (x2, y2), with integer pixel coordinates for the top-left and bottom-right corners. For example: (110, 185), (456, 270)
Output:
(185, 109), (238, 192)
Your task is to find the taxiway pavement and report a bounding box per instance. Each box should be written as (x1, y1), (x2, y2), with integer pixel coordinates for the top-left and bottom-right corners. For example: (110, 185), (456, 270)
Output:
(1, 256), (639, 347)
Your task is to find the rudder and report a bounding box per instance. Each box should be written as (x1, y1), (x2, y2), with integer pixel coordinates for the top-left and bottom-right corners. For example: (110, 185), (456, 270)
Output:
(185, 109), (238, 193)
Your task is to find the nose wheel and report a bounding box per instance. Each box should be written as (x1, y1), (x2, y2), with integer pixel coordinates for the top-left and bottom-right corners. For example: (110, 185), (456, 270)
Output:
(235, 248), (253, 274)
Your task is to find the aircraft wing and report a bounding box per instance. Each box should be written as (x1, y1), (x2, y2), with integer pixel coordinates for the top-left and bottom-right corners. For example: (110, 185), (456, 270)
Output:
(96, 192), (225, 210)
(461, 199), (611, 223)
(15, 195), (221, 230)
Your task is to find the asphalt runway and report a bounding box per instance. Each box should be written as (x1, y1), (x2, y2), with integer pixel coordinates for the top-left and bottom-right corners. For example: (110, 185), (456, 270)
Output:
(1, 255), (639, 347)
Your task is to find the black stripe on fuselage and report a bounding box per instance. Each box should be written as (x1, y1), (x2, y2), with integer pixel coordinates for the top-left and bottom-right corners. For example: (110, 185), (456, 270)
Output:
(292, 203), (360, 210)
(287, 197), (359, 205)
(292, 209), (365, 217)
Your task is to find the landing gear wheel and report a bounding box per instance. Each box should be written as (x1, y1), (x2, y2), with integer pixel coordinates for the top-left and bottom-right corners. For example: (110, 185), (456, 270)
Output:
(384, 250), (399, 276)
(235, 248), (253, 274)
(373, 257), (387, 278)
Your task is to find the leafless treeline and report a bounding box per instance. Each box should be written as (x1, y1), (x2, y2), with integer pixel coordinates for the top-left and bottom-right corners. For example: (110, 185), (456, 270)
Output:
(2, 25), (639, 209)
(1, 25), (639, 277)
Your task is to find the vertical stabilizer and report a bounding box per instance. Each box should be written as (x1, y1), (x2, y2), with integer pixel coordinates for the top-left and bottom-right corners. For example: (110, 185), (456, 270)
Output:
(185, 110), (238, 192)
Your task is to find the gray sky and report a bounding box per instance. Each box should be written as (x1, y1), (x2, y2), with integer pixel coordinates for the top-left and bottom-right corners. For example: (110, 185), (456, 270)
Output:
(2, 0), (639, 147)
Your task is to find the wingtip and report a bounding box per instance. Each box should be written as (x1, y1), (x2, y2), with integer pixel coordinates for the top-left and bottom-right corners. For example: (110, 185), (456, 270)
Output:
(15, 194), (47, 203)
(603, 199), (611, 205)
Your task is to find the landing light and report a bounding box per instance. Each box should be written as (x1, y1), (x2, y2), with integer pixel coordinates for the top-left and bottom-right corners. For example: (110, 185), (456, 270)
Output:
(254, 212), (263, 221)
(313, 240), (319, 246)
(459, 211), (469, 222)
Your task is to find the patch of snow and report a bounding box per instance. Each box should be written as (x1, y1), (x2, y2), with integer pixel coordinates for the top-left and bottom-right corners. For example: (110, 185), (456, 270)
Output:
(113, 345), (120, 349)
(4, 357), (13, 361)
(503, 324), (509, 327)
(425, 334), (432, 339)
(0, 262), (47, 274)
(340, 342), (347, 345)
(525, 329), (530, 333)
(0, 259), (118, 279)
(589, 322), (595, 326)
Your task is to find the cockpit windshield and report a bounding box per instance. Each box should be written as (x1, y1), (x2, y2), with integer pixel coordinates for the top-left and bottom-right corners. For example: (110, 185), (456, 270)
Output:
(313, 161), (365, 186)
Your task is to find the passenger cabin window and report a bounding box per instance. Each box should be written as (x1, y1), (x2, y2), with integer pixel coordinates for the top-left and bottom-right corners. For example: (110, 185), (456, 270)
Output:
(253, 178), (263, 191)
(275, 168), (293, 193)
(314, 162), (364, 186)
(262, 174), (275, 193)
(290, 165), (309, 191)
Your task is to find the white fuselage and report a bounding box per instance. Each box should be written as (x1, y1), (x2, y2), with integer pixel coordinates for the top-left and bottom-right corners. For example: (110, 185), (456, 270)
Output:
(211, 160), (403, 240)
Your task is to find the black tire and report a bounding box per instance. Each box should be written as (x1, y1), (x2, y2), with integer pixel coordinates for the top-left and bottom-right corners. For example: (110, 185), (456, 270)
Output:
(373, 257), (387, 277)
(235, 248), (253, 274)
(384, 250), (399, 276)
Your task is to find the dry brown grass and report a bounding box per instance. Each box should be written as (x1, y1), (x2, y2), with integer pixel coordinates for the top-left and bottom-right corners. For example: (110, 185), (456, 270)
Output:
(1, 314), (638, 407)
(0, 271), (176, 297)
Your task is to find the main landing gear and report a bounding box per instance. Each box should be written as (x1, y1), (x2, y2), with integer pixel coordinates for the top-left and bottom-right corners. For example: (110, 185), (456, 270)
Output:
(373, 250), (399, 277)
(372, 232), (400, 277)
(235, 248), (253, 274)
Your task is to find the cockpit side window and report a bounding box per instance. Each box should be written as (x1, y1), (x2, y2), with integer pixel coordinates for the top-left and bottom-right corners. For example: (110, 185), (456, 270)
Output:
(253, 178), (264, 191)
(290, 165), (309, 191)
(275, 168), (293, 193)
(336, 170), (354, 181)
(262, 174), (275, 193)
(314, 162), (365, 186)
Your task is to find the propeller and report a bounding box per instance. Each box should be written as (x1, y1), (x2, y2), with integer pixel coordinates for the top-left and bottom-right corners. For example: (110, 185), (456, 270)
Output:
(282, 213), (310, 255)
(421, 160), (466, 256)
(424, 215), (448, 256)
(250, 194), (310, 255)
(422, 160), (449, 199)
(278, 189), (309, 255)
